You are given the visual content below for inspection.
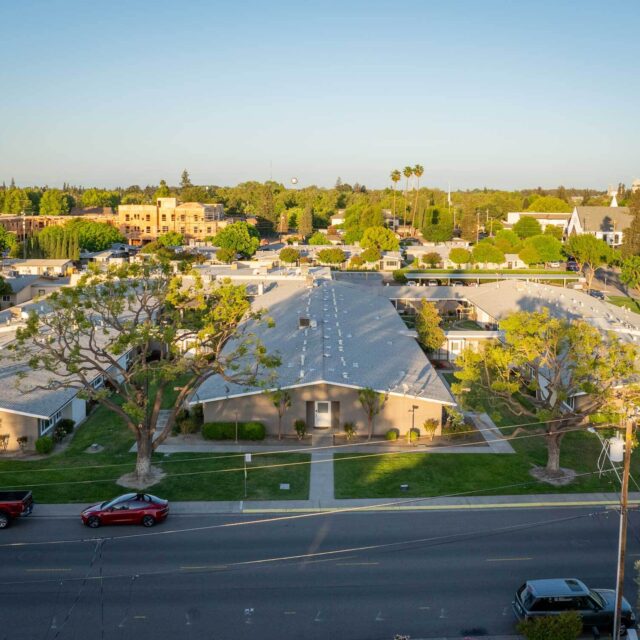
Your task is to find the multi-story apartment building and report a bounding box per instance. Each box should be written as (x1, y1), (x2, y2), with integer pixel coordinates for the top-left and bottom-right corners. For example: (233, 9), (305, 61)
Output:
(118, 198), (226, 245)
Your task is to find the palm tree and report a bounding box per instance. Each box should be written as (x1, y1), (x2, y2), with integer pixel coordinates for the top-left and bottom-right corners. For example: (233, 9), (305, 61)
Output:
(390, 170), (401, 228)
(402, 166), (413, 228)
(412, 164), (424, 234)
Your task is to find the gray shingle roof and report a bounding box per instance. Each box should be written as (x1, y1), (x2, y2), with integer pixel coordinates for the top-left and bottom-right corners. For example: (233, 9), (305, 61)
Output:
(194, 279), (454, 405)
(574, 206), (632, 232)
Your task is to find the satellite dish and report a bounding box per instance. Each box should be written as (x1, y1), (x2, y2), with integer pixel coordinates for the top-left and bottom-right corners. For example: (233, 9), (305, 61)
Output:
(291, 177), (298, 185)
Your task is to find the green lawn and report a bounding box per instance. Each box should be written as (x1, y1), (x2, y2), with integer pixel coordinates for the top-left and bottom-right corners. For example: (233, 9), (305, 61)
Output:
(607, 296), (640, 313)
(334, 389), (634, 499)
(402, 268), (577, 276)
(0, 404), (310, 503)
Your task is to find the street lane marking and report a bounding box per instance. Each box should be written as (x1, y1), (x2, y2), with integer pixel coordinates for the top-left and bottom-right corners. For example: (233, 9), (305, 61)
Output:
(284, 611), (296, 615)
(26, 568), (72, 572)
(336, 562), (379, 566)
(486, 557), (532, 562)
(180, 565), (228, 571)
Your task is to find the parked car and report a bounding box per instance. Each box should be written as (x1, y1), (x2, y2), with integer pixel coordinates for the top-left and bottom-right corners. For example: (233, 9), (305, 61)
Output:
(426, 280), (439, 286)
(547, 261), (561, 268)
(589, 290), (606, 300)
(81, 493), (169, 528)
(567, 262), (580, 272)
(0, 491), (34, 529)
(513, 578), (636, 633)
(450, 280), (464, 287)
(406, 281), (417, 287)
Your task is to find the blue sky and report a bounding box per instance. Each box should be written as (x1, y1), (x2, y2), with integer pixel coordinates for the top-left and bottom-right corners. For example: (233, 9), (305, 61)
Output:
(1, 0), (638, 190)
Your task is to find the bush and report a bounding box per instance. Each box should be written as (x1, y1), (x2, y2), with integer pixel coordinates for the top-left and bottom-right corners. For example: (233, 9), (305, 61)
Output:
(17, 435), (29, 451)
(35, 436), (54, 455)
(343, 422), (356, 440)
(57, 419), (75, 435)
(423, 419), (438, 441)
(393, 269), (408, 284)
(202, 421), (266, 441)
(517, 611), (582, 640)
(409, 427), (420, 442)
(52, 424), (67, 443)
(385, 428), (399, 441)
(294, 419), (307, 440)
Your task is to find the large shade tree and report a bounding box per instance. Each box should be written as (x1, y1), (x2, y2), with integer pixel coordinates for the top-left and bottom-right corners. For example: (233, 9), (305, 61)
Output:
(13, 261), (279, 484)
(564, 234), (611, 289)
(452, 309), (638, 476)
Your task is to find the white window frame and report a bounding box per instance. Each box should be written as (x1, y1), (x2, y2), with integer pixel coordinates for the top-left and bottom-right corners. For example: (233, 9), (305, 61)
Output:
(38, 409), (62, 436)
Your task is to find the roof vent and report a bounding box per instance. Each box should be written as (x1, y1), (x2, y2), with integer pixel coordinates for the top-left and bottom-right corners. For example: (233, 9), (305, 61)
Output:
(298, 317), (310, 329)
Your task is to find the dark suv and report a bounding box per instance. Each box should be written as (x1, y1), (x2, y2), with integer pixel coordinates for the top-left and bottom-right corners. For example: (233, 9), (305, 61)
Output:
(513, 578), (636, 633)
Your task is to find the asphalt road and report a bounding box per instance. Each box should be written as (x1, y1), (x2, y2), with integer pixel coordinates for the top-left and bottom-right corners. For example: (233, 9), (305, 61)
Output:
(1, 507), (639, 640)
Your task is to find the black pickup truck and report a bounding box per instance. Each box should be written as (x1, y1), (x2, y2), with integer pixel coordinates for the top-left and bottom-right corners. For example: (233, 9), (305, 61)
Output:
(0, 491), (34, 528)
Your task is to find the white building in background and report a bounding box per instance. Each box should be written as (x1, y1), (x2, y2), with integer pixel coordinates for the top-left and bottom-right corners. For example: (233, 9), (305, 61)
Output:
(566, 196), (633, 247)
(505, 211), (571, 234)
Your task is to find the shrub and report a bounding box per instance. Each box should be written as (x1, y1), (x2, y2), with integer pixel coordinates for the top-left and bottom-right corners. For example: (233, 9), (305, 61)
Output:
(409, 427), (420, 442)
(393, 269), (408, 283)
(517, 611), (582, 640)
(202, 421), (266, 441)
(294, 419), (307, 440)
(423, 419), (438, 441)
(385, 428), (399, 441)
(442, 410), (468, 439)
(16, 435), (28, 451)
(52, 424), (67, 443)
(35, 436), (54, 454)
(57, 419), (75, 435)
(343, 422), (356, 440)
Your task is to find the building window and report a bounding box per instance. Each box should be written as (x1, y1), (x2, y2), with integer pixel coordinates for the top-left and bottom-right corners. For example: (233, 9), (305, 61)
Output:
(146, 214), (151, 222)
(146, 227), (151, 233)
(125, 215), (130, 222)
(180, 215), (186, 222)
(180, 227), (185, 234)
(161, 214), (166, 222)
(206, 227), (211, 234)
(193, 227), (199, 234)
(161, 226), (169, 233)
(91, 375), (104, 390)
(38, 409), (62, 436)
(2, 295), (11, 302)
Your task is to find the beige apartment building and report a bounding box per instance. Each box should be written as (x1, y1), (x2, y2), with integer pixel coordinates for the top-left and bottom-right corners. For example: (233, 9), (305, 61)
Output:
(117, 198), (226, 245)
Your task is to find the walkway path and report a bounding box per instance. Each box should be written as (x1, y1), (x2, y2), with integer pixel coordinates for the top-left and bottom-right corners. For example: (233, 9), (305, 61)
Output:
(308, 432), (334, 506)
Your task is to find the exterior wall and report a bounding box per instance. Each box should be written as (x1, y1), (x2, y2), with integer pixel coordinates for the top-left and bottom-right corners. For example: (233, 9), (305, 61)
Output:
(202, 383), (445, 437)
(118, 200), (226, 245)
(0, 410), (39, 452)
(70, 398), (87, 425)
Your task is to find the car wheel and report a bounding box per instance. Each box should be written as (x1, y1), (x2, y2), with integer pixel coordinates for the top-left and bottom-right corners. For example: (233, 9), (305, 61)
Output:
(0, 511), (10, 529)
(86, 516), (100, 528)
(142, 515), (155, 528)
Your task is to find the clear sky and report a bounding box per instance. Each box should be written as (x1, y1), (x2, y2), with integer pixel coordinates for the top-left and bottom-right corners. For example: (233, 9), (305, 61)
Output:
(1, 0), (638, 191)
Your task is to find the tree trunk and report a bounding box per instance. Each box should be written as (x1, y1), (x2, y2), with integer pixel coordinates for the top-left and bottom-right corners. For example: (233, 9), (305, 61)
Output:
(368, 418), (373, 441)
(278, 415), (282, 441)
(135, 430), (154, 482)
(545, 432), (562, 475)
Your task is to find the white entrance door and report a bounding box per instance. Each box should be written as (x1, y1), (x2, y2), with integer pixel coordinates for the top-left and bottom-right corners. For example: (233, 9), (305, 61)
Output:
(314, 401), (332, 428)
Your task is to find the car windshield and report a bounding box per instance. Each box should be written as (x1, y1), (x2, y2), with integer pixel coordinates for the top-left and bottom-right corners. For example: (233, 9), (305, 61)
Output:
(590, 590), (605, 608)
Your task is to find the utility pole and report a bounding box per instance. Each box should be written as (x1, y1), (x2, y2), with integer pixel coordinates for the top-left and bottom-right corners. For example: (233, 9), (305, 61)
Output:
(613, 417), (634, 639)
(22, 210), (27, 259)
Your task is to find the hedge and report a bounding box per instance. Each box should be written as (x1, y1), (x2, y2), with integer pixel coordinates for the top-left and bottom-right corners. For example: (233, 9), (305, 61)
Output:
(202, 421), (266, 441)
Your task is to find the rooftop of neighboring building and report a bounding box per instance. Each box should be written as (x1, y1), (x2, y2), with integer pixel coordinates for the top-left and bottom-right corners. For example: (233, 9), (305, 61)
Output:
(572, 205), (632, 232)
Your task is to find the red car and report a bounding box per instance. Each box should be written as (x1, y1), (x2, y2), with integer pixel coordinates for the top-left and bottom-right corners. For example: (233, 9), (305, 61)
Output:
(81, 493), (169, 528)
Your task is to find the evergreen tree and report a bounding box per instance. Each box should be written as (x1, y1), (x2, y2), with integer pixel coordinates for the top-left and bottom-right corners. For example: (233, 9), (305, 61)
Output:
(298, 206), (313, 238)
(180, 170), (192, 189)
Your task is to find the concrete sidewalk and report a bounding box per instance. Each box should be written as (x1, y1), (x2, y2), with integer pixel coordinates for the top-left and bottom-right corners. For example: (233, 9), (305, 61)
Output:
(31, 491), (640, 518)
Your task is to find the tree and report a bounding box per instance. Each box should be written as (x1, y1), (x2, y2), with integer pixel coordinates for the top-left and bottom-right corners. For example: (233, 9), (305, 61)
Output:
(298, 205), (313, 238)
(154, 180), (171, 199)
(411, 164), (424, 232)
(360, 226), (399, 251)
(12, 261), (279, 483)
(452, 309), (637, 475)
(449, 247), (471, 267)
(358, 387), (386, 441)
(621, 191), (640, 258)
(0, 227), (18, 254)
(212, 221), (260, 257)
(39, 189), (74, 216)
(620, 255), (640, 292)
(493, 229), (522, 253)
(415, 301), (445, 351)
(402, 166), (413, 224)
(513, 217), (542, 239)
(471, 241), (505, 267)
(180, 170), (192, 189)
(390, 169), (401, 223)
(518, 235), (563, 266)
(65, 219), (125, 251)
(526, 196), (571, 213)
(81, 189), (119, 209)
(279, 247), (300, 264)
(422, 252), (441, 268)
(308, 231), (328, 245)
(157, 231), (184, 247)
(459, 213), (477, 241)
(2, 188), (32, 214)
(544, 225), (563, 240)
(216, 247), (236, 263)
(360, 247), (381, 263)
(564, 234), (611, 289)
(270, 389), (291, 440)
(317, 248), (346, 265)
